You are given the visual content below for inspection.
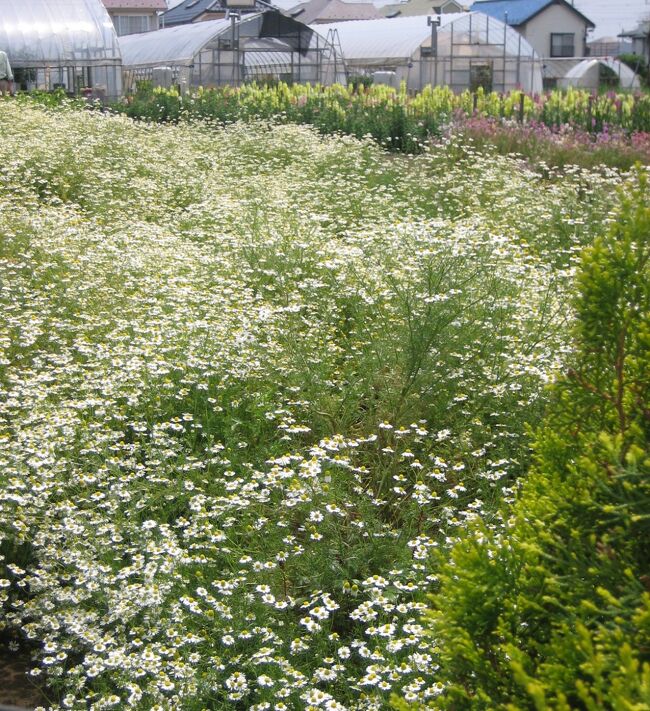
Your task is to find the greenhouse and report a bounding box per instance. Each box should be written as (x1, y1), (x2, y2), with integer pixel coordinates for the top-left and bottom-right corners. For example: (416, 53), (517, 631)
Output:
(315, 13), (543, 93)
(0, 0), (122, 99)
(119, 11), (346, 90)
(558, 58), (641, 91)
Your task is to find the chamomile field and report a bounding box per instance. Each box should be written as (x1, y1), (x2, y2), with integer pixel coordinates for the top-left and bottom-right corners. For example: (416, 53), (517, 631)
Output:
(0, 99), (646, 710)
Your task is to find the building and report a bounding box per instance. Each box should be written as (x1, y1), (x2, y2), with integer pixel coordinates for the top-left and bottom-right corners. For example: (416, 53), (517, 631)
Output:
(587, 36), (632, 58)
(289, 0), (383, 24)
(315, 12), (543, 92)
(102, 0), (168, 35)
(161, 0), (226, 26)
(161, 0), (268, 27)
(381, 0), (468, 19)
(120, 10), (345, 87)
(619, 20), (650, 63)
(0, 0), (122, 98)
(433, 0), (466, 11)
(471, 0), (594, 59)
(471, 0), (594, 87)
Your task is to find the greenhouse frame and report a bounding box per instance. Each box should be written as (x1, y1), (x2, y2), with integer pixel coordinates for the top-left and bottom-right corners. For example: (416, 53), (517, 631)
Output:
(558, 58), (641, 90)
(119, 11), (346, 90)
(315, 13), (544, 93)
(0, 0), (122, 99)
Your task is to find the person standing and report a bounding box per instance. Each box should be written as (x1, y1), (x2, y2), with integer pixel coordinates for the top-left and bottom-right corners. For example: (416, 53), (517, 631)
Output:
(0, 50), (13, 96)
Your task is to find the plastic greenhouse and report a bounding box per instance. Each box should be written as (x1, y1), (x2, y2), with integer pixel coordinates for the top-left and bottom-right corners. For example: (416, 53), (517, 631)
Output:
(119, 11), (346, 90)
(0, 0), (122, 99)
(316, 13), (543, 93)
(558, 58), (641, 91)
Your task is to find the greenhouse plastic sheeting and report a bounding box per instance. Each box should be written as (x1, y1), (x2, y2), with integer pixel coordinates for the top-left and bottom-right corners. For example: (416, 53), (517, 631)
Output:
(121, 13), (330, 68)
(0, 0), (121, 66)
(315, 16), (443, 63)
(560, 58), (641, 89)
(437, 12), (539, 59)
(119, 19), (231, 67)
(315, 12), (539, 63)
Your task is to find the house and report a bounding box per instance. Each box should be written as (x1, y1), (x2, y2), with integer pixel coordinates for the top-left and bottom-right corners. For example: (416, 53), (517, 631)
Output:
(619, 20), (650, 63)
(433, 0), (466, 11)
(101, 0), (168, 35)
(381, 0), (467, 19)
(161, 0), (267, 27)
(290, 0), (383, 24)
(470, 0), (594, 59)
(160, 0), (227, 26)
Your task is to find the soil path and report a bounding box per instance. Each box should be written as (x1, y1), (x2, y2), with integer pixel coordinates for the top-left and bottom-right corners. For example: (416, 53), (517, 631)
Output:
(0, 650), (46, 710)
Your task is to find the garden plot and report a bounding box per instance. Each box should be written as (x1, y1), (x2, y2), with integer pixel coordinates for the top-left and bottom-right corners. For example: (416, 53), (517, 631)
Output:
(0, 101), (633, 710)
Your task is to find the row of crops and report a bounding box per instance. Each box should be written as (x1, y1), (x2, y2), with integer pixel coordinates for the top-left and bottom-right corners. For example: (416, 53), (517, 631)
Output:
(0, 98), (648, 710)
(116, 83), (650, 153)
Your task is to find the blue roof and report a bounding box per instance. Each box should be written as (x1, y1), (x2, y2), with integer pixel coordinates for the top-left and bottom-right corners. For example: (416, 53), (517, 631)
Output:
(471, 0), (551, 25)
(472, 0), (593, 27)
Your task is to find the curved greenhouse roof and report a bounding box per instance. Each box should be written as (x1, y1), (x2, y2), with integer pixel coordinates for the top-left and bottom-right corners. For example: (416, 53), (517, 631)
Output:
(0, 0), (121, 67)
(119, 19), (231, 67)
(316, 13), (539, 64)
(560, 58), (640, 90)
(316, 15), (448, 63)
(316, 13), (543, 92)
(120, 11), (345, 87)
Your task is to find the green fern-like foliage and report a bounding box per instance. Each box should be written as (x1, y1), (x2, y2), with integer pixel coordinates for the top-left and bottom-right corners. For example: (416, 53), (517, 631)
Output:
(400, 172), (650, 710)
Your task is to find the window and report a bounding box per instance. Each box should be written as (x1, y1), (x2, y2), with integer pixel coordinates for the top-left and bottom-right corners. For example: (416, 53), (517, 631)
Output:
(113, 14), (153, 36)
(550, 33), (575, 57)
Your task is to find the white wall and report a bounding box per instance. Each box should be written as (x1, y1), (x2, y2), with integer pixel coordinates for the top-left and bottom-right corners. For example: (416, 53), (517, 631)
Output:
(519, 4), (588, 58)
(631, 37), (649, 61)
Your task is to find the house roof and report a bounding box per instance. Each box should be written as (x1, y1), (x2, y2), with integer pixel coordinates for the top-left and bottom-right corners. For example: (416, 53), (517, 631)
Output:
(291, 0), (382, 23)
(619, 20), (650, 39)
(102, 0), (167, 8)
(161, 0), (225, 25)
(269, 0), (300, 9)
(471, 0), (594, 28)
(380, 0), (466, 19)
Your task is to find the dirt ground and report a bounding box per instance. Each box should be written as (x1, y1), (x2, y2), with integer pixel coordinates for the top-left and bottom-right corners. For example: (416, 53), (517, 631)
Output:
(0, 649), (46, 709)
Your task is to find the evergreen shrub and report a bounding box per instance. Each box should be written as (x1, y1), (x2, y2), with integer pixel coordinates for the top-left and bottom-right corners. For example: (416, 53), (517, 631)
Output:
(394, 172), (650, 709)
(618, 53), (650, 87)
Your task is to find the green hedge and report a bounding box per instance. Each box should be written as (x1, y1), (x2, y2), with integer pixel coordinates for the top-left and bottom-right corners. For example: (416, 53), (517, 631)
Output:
(394, 172), (650, 709)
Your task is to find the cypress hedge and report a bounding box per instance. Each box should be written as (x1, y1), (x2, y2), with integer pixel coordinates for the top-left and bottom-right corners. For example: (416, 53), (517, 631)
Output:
(395, 172), (650, 709)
